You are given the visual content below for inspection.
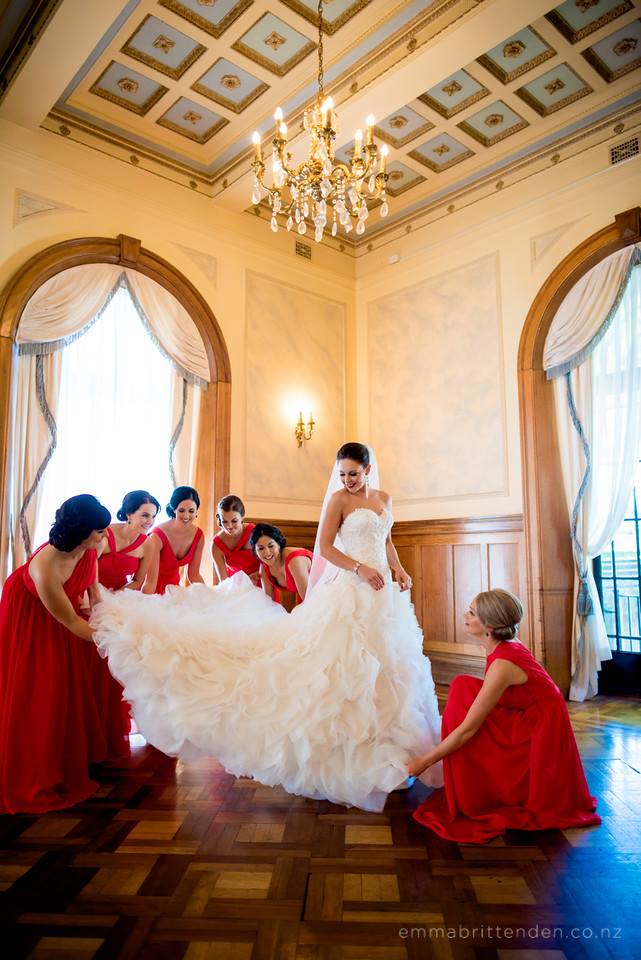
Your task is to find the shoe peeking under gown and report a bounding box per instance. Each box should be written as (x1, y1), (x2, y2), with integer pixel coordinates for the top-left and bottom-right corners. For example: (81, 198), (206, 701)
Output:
(91, 507), (443, 812)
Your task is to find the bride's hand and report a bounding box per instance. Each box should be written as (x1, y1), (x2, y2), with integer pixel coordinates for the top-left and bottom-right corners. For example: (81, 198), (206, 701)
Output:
(395, 567), (412, 592)
(357, 564), (385, 591)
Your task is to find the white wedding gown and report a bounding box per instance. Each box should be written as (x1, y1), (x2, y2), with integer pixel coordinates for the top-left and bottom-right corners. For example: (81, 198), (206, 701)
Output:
(91, 507), (443, 811)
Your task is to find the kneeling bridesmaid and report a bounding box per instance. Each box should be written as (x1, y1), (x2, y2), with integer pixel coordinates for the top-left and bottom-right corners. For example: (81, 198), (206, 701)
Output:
(410, 589), (600, 843)
(0, 495), (111, 814)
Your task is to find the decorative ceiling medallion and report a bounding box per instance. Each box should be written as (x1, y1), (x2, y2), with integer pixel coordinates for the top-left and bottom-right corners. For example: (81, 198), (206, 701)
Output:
(382, 162), (426, 198)
(477, 27), (555, 83)
(457, 102), (528, 147)
(191, 57), (269, 114)
(503, 39), (526, 58)
(278, 0), (370, 36)
(157, 98), (228, 143)
(153, 35), (175, 54)
(419, 69), (490, 119)
(232, 14), (316, 77)
(614, 36), (638, 55)
(374, 106), (434, 149)
(388, 170), (403, 181)
(515, 63), (592, 117)
(121, 15), (206, 80)
(389, 115), (408, 128)
(408, 135), (474, 173)
(264, 31), (286, 51)
(90, 62), (169, 116)
(118, 77), (139, 94)
(581, 19), (641, 81)
(545, 0), (632, 44)
(158, 0), (252, 39)
(545, 77), (566, 93)
(442, 80), (462, 96)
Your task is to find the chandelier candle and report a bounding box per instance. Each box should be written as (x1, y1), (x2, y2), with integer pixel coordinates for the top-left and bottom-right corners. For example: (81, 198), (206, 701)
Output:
(250, 0), (389, 243)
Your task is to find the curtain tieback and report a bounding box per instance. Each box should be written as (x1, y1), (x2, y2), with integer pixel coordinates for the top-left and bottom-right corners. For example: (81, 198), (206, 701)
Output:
(577, 574), (593, 618)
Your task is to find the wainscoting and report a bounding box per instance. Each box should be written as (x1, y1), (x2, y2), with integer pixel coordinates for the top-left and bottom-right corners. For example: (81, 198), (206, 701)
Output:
(264, 515), (528, 687)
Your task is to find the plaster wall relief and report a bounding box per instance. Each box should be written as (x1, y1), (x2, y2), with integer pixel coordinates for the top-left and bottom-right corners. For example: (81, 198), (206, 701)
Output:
(245, 273), (346, 505)
(367, 253), (507, 505)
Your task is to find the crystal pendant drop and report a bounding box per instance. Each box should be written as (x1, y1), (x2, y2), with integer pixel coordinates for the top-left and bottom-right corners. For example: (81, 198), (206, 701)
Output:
(270, 216), (278, 233)
(297, 220), (307, 235)
(286, 216), (293, 231)
(331, 221), (337, 237)
(380, 201), (389, 218)
(356, 219), (366, 235)
(315, 226), (323, 242)
(252, 185), (261, 205)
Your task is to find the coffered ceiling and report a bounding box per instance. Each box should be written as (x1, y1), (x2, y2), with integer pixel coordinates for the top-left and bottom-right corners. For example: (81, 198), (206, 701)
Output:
(1, 0), (640, 250)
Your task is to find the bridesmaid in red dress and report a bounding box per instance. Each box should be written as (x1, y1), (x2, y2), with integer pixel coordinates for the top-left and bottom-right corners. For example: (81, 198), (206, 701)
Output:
(0, 494), (111, 814)
(249, 522), (312, 606)
(212, 495), (260, 586)
(410, 589), (601, 843)
(143, 485), (205, 595)
(96, 490), (160, 759)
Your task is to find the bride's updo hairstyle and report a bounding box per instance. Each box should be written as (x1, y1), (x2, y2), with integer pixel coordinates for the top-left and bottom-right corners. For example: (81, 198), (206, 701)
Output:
(166, 485), (200, 518)
(249, 523), (287, 555)
(117, 490), (160, 522)
(49, 494), (111, 552)
(336, 442), (370, 466)
(475, 588), (523, 642)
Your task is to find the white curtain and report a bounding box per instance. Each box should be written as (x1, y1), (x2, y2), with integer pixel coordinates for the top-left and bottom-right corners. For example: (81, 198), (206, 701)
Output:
(5, 264), (210, 570)
(549, 256), (641, 700)
(544, 245), (640, 378)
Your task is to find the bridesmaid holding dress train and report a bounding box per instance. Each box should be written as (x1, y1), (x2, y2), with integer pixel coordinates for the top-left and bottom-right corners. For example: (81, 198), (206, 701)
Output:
(249, 522), (313, 606)
(96, 490), (160, 758)
(0, 495), (111, 814)
(143, 486), (205, 595)
(212, 494), (260, 586)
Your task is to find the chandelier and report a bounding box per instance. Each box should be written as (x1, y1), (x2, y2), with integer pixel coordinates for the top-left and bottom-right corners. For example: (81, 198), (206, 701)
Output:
(250, 0), (389, 243)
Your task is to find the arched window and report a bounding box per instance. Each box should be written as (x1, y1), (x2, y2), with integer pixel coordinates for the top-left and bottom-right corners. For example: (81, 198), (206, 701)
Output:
(34, 283), (175, 545)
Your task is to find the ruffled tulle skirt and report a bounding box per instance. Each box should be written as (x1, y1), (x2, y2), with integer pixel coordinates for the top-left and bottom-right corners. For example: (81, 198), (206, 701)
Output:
(91, 572), (443, 812)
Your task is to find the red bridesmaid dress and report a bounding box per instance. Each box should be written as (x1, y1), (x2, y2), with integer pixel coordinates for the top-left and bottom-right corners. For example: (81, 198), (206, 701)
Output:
(262, 548), (313, 605)
(413, 641), (601, 843)
(153, 527), (204, 594)
(213, 523), (260, 581)
(94, 527), (149, 759)
(0, 546), (104, 814)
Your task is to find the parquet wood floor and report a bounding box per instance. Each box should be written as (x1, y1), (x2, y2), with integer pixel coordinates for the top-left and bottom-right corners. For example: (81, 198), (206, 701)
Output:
(1, 695), (639, 960)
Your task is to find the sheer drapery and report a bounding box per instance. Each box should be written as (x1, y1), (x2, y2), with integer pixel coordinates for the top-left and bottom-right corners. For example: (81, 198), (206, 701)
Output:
(548, 258), (641, 700)
(17, 264), (210, 385)
(5, 263), (209, 570)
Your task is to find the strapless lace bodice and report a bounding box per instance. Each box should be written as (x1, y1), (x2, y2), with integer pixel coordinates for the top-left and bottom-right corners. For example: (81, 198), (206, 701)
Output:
(339, 507), (392, 576)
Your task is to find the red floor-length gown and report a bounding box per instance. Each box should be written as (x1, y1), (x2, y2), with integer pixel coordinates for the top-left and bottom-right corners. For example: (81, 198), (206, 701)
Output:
(152, 527), (204, 595)
(213, 523), (260, 581)
(262, 548), (313, 605)
(413, 640), (601, 843)
(94, 527), (149, 759)
(0, 546), (107, 814)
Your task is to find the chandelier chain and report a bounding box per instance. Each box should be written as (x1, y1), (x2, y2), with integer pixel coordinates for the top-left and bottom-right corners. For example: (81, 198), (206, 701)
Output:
(317, 0), (324, 100)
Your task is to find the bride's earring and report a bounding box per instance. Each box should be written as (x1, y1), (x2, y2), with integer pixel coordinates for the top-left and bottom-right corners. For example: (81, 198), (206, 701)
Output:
(364, 474), (369, 498)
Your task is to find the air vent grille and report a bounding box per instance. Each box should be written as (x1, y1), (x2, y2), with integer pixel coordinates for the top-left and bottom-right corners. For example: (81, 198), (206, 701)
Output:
(295, 240), (311, 259)
(610, 137), (639, 165)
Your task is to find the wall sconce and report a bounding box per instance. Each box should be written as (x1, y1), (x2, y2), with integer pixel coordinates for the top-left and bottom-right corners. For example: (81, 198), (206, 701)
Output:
(295, 411), (315, 447)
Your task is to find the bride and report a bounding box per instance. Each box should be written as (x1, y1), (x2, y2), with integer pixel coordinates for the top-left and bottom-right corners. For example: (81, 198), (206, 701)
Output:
(91, 442), (443, 812)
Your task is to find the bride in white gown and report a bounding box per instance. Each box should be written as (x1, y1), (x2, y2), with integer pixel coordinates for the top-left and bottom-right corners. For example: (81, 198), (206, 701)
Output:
(91, 443), (443, 812)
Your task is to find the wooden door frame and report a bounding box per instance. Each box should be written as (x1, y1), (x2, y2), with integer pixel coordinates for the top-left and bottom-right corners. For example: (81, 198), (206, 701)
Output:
(0, 234), (231, 556)
(518, 207), (641, 694)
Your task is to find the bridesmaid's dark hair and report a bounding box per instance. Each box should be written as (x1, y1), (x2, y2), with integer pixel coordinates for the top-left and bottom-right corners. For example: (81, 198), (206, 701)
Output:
(166, 485), (200, 518)
(117, 490), (160, 522)
(336, 442), (370, 466)
(474, 589), (523, 642)
(249, 523), (287, 554)
(217, 494), (245, 517)
(49, 494), (111, 552)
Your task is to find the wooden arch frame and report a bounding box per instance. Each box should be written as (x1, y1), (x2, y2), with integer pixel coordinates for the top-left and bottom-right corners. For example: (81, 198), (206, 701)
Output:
(0, 234), (231, 553)
(518, 207), (641, 694)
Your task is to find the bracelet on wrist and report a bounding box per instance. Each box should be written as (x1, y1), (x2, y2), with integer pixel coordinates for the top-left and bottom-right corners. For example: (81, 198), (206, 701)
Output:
(353, 561), (361, 575)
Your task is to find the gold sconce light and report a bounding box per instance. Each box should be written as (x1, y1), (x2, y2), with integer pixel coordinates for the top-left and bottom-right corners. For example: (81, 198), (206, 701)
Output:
(295, 411), (315, 447)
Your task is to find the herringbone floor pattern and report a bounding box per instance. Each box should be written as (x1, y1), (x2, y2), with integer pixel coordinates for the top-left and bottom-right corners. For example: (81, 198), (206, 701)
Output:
(1, 695), (639, 959)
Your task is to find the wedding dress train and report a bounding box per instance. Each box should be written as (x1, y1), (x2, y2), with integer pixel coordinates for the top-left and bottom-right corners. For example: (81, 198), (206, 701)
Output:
(92, 507), (442, 812)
